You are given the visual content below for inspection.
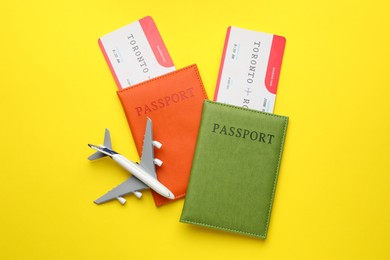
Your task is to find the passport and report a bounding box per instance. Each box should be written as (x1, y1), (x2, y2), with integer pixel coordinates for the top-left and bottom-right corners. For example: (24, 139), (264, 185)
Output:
(180, 101), (288, 239)
(117, 64), (208, 206)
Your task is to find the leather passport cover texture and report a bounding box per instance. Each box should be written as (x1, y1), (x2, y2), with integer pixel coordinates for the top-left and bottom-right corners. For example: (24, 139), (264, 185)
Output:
(180, 101), (288, 239)
(117, 64), (208, 206)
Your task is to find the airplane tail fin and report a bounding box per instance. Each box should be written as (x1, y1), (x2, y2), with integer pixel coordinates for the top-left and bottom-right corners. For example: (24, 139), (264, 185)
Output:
(88, 129), (112, 160)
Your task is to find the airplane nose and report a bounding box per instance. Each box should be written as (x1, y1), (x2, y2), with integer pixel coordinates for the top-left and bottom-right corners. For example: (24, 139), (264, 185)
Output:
(166, 191), (175, 200)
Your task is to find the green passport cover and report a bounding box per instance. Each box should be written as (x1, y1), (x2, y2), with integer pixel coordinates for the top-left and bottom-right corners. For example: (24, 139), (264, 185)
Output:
(180, 101), (288, 239)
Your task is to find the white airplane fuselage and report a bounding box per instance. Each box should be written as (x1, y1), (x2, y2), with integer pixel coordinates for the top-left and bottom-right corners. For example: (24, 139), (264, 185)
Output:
(111, 154), (175, 200)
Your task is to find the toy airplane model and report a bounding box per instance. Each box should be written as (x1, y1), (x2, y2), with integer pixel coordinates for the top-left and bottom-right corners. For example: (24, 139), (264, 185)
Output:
(88, 118), (175, 205)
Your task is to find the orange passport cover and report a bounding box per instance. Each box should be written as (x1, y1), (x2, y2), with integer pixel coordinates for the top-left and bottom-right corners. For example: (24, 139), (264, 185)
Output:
(117, 64), (208, 206)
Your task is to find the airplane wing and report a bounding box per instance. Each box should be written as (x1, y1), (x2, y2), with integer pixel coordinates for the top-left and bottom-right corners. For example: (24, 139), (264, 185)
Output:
(139, 118), (157, 179)
(94, 176), (148, 204)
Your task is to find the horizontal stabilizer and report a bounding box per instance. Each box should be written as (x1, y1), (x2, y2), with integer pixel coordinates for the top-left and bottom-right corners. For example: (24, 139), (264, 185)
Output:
(88, 151), (107, 160)
(103, 129), (112, 149)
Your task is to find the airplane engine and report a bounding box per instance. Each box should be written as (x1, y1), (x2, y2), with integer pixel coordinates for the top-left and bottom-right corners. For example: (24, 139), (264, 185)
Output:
(133, 191), (143, 199)
(153, 141), (162, 149)
(154, 158), (163, 167)
(116, 196), (126, 205)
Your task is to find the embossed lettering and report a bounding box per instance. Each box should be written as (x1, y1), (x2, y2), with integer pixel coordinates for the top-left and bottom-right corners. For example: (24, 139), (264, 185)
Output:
(134, 87), (196, 116)
(211, 122), (275, 144)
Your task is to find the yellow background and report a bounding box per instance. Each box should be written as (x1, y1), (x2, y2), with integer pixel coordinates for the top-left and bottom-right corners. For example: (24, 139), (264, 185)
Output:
(1, 0), (389, 259)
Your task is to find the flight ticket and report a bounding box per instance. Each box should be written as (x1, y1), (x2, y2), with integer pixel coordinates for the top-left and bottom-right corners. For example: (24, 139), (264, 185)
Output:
(214, 26), (286, 113)
(98, 16), (175, 89)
